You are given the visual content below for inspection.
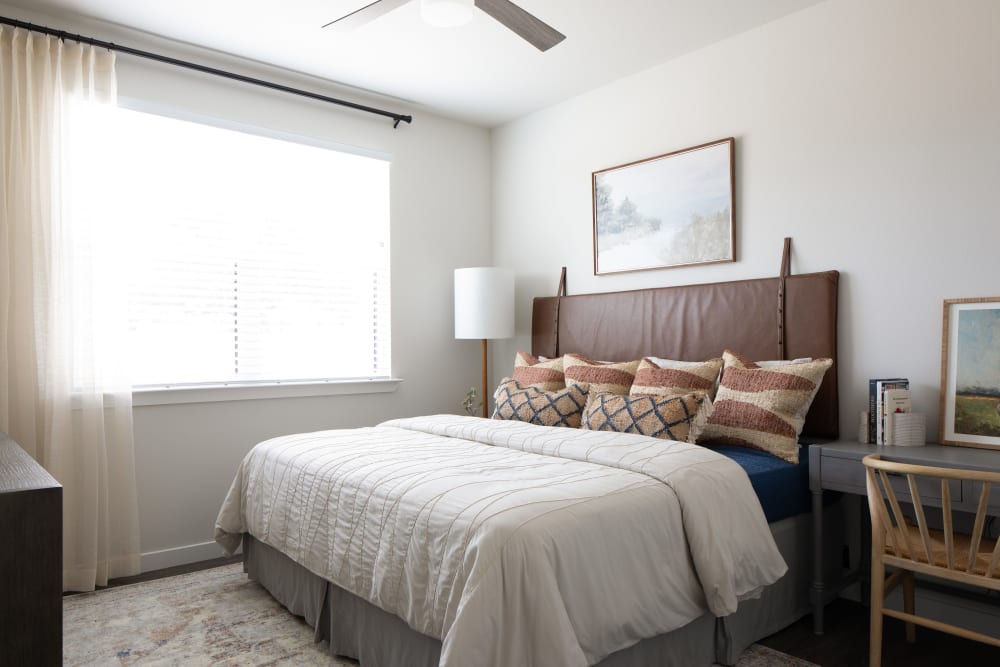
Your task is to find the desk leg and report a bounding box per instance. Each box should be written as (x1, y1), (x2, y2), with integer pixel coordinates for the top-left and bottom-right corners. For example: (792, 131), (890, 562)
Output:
(861, 501), (871, 606)
(811, 489), (825, 635)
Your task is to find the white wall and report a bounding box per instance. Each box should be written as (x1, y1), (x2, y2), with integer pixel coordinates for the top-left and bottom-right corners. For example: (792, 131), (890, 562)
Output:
(491, 0), (1000, 445)
(0, 4), (493, 569)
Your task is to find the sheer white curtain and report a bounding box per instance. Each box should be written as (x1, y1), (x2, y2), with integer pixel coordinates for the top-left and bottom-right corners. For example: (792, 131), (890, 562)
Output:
(0, 27), (140, 591)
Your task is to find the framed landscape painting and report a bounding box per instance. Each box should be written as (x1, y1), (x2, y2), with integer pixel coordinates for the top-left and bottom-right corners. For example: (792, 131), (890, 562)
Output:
(592, 138), (734, 275)
(939, 296), (1000, 449)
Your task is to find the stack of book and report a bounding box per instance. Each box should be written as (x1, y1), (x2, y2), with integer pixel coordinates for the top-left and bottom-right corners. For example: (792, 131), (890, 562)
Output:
(867, 378), (911, 445)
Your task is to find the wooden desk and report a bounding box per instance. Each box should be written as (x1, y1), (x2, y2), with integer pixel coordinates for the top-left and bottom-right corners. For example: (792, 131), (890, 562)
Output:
(808, 441), (1000, 635)
(0, 433), (62, 666)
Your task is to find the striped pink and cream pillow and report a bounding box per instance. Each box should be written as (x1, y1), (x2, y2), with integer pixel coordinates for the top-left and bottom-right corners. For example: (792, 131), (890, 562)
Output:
(511, 352), (565, 391)
(697, 350), (833, 464)
(630, 357), (723, 399)
(563, 354), (640, 395)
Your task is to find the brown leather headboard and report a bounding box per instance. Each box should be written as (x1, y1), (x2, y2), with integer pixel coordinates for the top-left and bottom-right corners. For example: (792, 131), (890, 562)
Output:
(531, 270), (839, 440)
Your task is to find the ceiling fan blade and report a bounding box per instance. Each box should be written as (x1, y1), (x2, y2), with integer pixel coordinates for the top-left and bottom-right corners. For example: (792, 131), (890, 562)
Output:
(475, 0), (565, 51)
(323, 0), (413, 30)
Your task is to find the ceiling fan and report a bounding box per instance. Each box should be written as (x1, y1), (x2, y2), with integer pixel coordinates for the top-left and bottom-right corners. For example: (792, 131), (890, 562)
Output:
(323, 0), (566, 52)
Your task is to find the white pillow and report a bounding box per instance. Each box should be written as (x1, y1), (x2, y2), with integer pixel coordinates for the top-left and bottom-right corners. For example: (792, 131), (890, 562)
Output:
(756, 357), (813, 367)
(645, 356), (713, 368)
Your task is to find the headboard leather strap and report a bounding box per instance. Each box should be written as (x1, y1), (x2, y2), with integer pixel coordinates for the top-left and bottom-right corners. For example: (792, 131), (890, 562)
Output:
(777, 237), (792, 359)
(554, 266), (567, 355)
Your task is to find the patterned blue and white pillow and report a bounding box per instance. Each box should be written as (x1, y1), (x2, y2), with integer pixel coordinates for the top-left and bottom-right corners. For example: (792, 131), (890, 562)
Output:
(492, 378), (588, 428)
(582, 391), (706, 443)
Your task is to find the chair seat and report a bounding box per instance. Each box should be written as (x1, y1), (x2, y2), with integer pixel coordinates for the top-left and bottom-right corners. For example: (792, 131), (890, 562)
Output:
(885, 520), (999, 578)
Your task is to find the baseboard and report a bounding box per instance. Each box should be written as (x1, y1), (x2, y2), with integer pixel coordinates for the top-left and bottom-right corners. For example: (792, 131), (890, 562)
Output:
(141, 540), (240, 573)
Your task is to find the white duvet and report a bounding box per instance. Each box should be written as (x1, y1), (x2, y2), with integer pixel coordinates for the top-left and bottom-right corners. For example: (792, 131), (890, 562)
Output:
(215, 415), (786, 666)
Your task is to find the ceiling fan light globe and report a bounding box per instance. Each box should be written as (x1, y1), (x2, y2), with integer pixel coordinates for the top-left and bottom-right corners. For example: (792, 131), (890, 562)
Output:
(420, 0), (475, 28)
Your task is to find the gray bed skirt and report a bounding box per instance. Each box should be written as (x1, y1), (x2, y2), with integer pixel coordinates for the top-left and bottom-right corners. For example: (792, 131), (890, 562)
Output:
(243, 507), (842, 666)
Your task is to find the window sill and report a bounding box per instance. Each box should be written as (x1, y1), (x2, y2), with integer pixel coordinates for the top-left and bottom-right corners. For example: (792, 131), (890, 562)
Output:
(132, 378), (403, 407)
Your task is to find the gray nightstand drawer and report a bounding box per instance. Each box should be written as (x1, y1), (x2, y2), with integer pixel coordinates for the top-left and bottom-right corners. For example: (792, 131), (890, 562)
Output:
(822, 455), (962, 505)
(877, 470), (962, 506)
(964, 481), (1000, 515)
(819, 456), (867, 494)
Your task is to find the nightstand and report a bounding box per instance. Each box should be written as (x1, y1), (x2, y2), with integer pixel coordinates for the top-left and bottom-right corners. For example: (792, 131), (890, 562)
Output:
(808, 440), (1000, 635)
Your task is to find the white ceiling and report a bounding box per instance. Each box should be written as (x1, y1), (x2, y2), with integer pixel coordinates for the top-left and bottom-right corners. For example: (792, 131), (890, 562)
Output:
(1, 0), (824, 127)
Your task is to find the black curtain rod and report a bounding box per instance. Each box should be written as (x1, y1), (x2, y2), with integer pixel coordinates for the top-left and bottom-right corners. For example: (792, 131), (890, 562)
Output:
(0, 15), (413, 128)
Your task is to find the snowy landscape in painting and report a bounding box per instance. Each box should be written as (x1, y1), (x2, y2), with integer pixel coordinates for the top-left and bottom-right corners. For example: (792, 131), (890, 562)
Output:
(594, 140), (733, 274)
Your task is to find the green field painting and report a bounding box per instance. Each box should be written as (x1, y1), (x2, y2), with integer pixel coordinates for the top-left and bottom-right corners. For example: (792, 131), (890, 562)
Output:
(953, 394), (1000, 437)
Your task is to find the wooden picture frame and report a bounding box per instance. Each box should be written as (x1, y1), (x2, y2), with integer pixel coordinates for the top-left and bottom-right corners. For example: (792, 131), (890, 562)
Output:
(592, 138), (735, 275)
(939, 296), (1000, 449)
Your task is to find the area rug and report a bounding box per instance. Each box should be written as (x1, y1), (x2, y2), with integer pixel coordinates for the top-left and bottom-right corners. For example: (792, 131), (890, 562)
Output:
(64, 563), (818, 666)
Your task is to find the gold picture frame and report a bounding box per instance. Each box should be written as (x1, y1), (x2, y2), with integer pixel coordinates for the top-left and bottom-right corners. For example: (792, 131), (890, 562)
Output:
(939, 296), (1000, 449)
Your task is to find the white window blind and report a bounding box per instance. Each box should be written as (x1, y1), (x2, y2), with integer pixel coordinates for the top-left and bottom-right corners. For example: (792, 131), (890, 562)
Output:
(71, 104), (391, 387)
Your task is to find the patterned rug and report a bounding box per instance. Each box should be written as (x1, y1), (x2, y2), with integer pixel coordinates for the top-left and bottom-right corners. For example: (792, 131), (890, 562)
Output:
(64, 563), (818, 666)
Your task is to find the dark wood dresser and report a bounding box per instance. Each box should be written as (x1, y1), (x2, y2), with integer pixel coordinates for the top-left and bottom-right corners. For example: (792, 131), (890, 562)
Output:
(0, 432), (62, 666)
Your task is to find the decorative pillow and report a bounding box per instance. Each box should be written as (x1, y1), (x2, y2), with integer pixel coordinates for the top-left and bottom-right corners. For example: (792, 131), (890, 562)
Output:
(563, 354), (640, 395)
(582, 391), (706, 443)
(511, 352), (565, 391)
(697, 350), (833, 464)
(492, 378), (588, 428)
(631, 357), (724, 399)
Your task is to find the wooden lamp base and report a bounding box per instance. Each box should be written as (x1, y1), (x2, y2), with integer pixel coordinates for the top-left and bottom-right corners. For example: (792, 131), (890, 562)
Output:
(481, 338), (488, 418)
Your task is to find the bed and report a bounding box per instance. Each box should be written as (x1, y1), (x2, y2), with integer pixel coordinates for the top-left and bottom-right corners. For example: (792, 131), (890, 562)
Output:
(215, 269), (842, 666)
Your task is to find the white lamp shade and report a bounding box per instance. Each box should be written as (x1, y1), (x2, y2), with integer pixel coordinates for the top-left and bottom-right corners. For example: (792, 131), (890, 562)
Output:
(420, 0), (475, 28)
(454, 267), (515, 339)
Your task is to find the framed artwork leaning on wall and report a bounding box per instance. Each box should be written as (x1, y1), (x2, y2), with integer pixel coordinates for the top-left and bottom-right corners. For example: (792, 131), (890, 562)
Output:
(592, 137), (734, 275)
(939, 296), (1000, 450)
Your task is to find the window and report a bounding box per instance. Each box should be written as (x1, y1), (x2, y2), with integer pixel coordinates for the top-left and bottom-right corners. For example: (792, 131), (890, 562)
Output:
(71, 104), (391, 388)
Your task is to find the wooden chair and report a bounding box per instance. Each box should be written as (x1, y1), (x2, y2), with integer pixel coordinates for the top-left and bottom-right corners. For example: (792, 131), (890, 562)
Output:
(863, 454), (1000, 666)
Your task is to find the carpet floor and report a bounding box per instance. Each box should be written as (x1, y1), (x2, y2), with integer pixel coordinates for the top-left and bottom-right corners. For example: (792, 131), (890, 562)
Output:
(64, 563), (817, 666)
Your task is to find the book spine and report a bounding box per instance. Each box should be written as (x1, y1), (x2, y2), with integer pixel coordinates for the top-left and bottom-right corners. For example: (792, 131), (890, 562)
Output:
(868, 379), (878, 444)
(876, 380), (886, 445)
